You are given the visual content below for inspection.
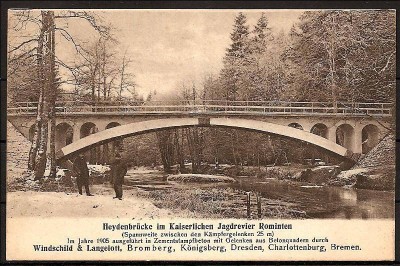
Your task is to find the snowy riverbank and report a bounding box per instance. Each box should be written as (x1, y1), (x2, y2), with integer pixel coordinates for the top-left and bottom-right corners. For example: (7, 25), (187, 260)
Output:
(7, 189), (194, 219)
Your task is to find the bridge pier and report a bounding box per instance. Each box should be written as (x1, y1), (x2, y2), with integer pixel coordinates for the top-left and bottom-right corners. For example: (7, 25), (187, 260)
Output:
(73, 123), (81, 142)
(327, 126), (337, 143)
(302, 123), (312, 132)
(96, 122), (108, 132)
(352, 125), (363, 154)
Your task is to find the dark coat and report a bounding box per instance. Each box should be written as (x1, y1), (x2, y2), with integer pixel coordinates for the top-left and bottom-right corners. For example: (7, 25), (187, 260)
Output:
(73, 156), (89, 178)
(111, 161), (128, 185)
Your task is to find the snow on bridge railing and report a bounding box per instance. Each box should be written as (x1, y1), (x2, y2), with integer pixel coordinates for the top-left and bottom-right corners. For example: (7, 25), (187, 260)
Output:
(7, 100), (393, 117)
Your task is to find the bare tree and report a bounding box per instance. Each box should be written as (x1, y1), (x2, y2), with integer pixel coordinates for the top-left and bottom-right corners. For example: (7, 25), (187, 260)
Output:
(9, 10), (112, 179)
(118, 49), (137, 100)
(33, 11), (53, 179)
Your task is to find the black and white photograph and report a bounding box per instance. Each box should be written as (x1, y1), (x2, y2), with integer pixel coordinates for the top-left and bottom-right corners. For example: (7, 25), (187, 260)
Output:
(5, 8), (396, 261)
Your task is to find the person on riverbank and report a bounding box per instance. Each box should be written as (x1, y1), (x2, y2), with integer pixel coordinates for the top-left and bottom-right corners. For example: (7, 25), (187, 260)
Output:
(73, 154), (94, 196)
(111, 155), (128, 200)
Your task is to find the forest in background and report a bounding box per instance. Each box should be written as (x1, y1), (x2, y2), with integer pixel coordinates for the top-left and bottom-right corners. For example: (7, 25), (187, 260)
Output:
(7, 10), (396, 177)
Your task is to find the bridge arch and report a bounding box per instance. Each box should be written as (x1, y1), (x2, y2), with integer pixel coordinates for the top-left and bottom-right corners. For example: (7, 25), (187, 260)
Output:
(362, 124), (380, 154)
(57, 117), (351, 162)
(80, 122), (98, 138)
(311, 123), (328, 139)
(336, 124), (354, 151)
(106, 122), (121, 129)
(288, 122), (303, 130)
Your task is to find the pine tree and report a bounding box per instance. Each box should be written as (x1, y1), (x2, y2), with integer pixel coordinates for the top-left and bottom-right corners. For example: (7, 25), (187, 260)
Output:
(247, 13), (273, 101)
(287, 10), (395, 106)
(220, 12), (251, 102)
(251, 12), (272, 55)
(226, 12), (250, 59)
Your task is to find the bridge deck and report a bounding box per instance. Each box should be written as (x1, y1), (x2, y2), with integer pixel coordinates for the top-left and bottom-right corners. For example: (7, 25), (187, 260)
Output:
(7, 100), (392, 117)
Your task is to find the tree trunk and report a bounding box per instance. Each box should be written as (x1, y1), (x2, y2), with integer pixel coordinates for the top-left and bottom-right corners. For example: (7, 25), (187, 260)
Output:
(157, 130), (174, 173)
(230, 131), (238, 166)
(48, 12), (57, 178)
(28, 18), (45, 171)
(119, 58), (125, 99)
(89, 127), (98, 163)
(329, 13), (338, 111)
(34, 11), (52, 179)
(186, 129), (196, 173)
(103, 143), (109, 164)
(49, 104), (56, 177)
(28, 92), (43, 170)
(102, 43), (107, 101)
(91, 64), (97, 111)
(185, 127), (204, 174)
(174, 129), (185, 170)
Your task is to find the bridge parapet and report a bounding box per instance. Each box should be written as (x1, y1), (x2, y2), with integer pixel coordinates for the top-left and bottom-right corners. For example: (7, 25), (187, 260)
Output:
(7, 100), (393, 117)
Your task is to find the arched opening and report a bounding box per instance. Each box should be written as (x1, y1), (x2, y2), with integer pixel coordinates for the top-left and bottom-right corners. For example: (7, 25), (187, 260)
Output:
(336, 124), (354, 150)
(104, 122), (122, 164)
(311, 123), (328, 139)
(55, 123), (73, 151)
(362, 124), (380, 154)
(288, 123), (303, 130)
(29, 124), (36, 142)
(106, 122), (121, 129)
(80, 122), (99, 164)
(80, 122), (98, 138)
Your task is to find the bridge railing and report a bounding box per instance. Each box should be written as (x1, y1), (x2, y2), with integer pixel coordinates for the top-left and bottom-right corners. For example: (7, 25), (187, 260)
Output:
(7, 100), (393, 117)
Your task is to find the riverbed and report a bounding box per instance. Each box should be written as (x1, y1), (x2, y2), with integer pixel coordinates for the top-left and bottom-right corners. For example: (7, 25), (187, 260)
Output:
(123, 169), (394, 219)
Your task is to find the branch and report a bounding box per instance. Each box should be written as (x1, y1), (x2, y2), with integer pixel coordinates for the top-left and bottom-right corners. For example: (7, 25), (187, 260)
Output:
(54, 57), (80, 75)
(8, 38), (38, 53)
(378, 51), (395, 74)
(54, 11), (112, 40)
(55, 27), (91, 62)
(11, 11), (42, 31)
(7, 47), (38, 63)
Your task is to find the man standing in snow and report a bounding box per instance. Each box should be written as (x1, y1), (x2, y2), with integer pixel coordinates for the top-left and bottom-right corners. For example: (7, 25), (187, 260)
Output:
(73, 154), (94, 196)
(111, 155), (128, 200)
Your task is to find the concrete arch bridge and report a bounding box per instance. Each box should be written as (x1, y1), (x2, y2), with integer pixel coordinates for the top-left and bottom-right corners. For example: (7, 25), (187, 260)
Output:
(7, 100), (392, 163)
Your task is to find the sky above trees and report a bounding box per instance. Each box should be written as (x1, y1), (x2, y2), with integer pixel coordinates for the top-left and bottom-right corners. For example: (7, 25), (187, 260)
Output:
(8, 9), (302, 98)
(110, 10), (301, 98)
(9, 9), (394, 105)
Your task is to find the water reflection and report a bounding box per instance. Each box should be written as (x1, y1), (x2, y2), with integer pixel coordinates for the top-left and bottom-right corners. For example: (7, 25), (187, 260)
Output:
(125, 171), (394, 219)
(229, 178), (394, 219)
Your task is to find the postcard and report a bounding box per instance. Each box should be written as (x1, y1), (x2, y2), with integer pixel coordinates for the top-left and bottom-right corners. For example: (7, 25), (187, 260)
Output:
(6, 9), (395, 261)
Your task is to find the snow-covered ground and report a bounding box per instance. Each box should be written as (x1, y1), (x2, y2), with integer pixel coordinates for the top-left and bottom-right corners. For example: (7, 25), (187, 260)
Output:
(88, 164), (111, 175)
(6, 122), (193, 219)
(336, 168), (368, 180)
(6, 121), (30, 184)
(7, 190), (193, 219)
(167, 174), (236, 183)
(128, 166), (161, 174)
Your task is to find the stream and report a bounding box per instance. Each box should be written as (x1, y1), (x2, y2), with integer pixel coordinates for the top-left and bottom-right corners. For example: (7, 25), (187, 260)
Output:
(123, 169), (394, 219)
